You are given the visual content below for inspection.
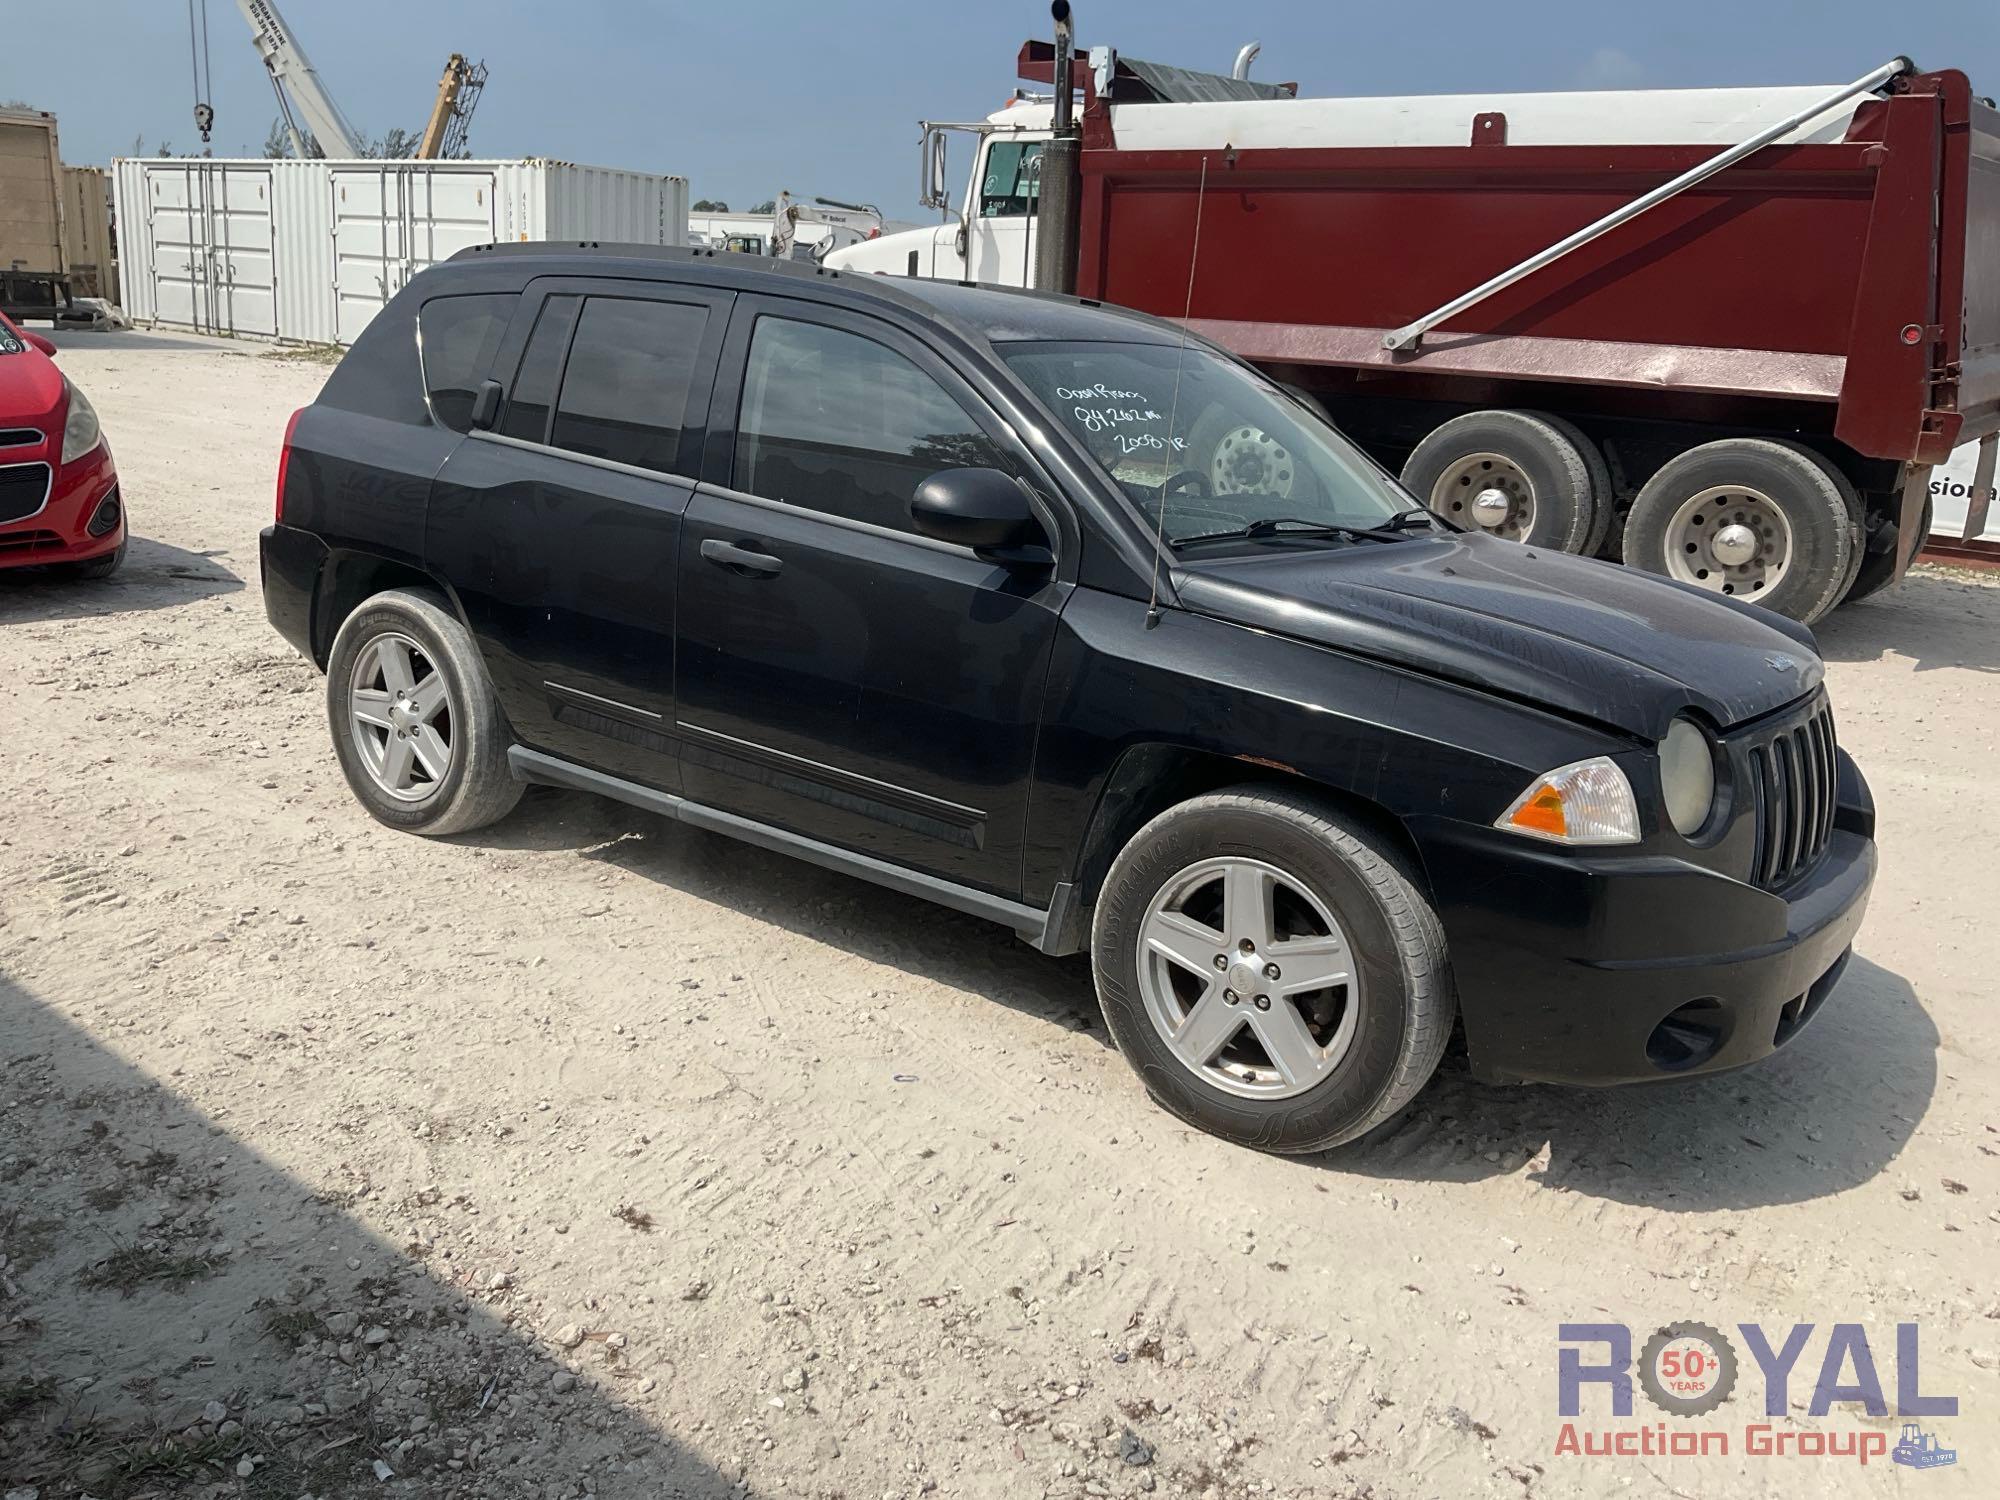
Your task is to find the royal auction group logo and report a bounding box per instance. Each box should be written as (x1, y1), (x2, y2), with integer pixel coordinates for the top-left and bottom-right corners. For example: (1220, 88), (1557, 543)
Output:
(1556, 1322), (1959, 1469)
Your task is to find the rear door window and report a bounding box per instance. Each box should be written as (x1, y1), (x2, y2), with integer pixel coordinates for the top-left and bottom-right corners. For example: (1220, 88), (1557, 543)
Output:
(733, 316), (1006, 533)
(498, 294), (582, 444)
(418, 293), (516, 432)
(548, 297), (711, 475)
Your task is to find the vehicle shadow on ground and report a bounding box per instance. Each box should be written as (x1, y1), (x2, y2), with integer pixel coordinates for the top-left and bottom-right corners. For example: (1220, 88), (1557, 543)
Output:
(0, 535), (242, 625)
(466, 792), (1935, 1212)
(1816, 569), (2000, 674)
(1336, 953), (1934, 1210)
(42, 328), (272, 358)
(466, 786), (1105, 1036)
(1, 971), (751, 1498)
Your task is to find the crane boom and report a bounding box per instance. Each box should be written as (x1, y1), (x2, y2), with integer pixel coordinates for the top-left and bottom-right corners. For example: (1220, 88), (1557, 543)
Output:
(417, 54), (487, 159)
(234, 0), (363, 157)
(417, 56), (467, 159)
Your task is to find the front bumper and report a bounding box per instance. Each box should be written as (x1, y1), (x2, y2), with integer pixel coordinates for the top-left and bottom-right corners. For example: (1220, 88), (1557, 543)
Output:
(1412, 755), (1876, 1086)
(0, 442), (122, 568)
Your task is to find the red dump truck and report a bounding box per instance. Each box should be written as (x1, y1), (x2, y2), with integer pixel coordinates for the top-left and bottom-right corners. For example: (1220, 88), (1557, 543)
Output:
(828, 11), (2000, 622)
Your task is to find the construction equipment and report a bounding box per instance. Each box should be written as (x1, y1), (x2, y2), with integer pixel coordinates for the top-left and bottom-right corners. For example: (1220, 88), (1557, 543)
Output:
(1891, 1424), (1957, 1469)
(769, 192), (884, 261)
(193, 0), (488, 161)
(417, 54), (488, 160)
(234, 0), (363, 158)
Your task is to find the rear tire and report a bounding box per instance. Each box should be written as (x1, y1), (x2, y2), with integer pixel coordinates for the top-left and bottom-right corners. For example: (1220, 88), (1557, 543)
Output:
(1530, 411), (1616, 557)
(1621, 438), (1858, 624)
(1090, 787), (1454, 1153)
(324, 588), (522, 837)
(1400, 409), (1603, 554)
(1845, 493), (1932, 604)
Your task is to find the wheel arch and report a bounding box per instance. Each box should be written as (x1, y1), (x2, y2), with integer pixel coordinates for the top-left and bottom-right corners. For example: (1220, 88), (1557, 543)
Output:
(310, 550), (460, 669)
(1064, 742), (1433, 921)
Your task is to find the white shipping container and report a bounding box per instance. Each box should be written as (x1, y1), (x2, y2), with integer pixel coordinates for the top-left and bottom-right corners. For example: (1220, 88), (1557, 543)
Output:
(111, 157), (687, 346)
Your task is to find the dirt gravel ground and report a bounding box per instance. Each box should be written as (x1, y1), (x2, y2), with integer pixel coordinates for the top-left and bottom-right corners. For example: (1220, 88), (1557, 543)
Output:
(2, 329), (1997, 1499)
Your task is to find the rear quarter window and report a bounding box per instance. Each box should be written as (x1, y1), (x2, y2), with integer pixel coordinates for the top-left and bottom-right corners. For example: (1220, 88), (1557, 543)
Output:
(317, 295), (431, 426)
(419, 293), (518, 433)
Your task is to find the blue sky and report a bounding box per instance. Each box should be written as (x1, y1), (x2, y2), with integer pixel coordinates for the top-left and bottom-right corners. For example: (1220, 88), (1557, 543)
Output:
(9, 1), (1997, 215)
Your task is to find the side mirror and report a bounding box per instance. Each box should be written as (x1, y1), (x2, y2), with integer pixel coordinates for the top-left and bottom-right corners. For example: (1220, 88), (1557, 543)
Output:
(469, 378), (503, 431)
(921, 127), (952, 212)
(25, 331), (58, 358)
(909, 467), (1049, 561)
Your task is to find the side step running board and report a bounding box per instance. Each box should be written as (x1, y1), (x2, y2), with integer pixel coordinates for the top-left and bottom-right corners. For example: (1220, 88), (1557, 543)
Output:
(506, 746), (1083, 955)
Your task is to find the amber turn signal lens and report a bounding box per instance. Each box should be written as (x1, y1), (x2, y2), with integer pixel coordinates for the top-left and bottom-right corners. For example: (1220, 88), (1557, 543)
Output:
(1496, 757), (1642, 846)
(1509, 785), (1570, 838)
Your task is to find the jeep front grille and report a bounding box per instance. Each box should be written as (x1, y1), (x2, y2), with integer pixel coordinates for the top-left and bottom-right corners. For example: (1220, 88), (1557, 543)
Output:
(1746, 698), (1837, 890)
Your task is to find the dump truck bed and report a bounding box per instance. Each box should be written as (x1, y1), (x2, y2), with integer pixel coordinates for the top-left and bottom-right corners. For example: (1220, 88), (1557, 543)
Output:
(1059, 68), (2000, 466)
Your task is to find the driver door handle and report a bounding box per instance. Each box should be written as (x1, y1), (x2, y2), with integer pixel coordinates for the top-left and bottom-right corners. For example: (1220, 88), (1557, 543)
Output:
(700, 538), (784, 578)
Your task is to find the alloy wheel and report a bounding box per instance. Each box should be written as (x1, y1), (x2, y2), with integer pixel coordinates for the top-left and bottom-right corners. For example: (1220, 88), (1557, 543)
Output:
(1135, 856), (1360, 1100)
(346, 632), (455, 802)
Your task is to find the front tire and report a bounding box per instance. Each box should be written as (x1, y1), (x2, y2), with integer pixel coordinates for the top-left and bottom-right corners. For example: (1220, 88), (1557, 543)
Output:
(324, 588), (522, 836)
(54, 540), (125, 580)
(1090, 788), (1453, 1153)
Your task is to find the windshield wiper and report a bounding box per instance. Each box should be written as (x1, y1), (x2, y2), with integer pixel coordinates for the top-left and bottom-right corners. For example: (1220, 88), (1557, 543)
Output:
(1169, 513), (1434, 550)
(1380, 506), (1447, 533)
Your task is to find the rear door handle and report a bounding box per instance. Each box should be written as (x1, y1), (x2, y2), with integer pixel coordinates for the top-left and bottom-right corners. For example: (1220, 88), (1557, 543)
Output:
(700, 538), (784, 577)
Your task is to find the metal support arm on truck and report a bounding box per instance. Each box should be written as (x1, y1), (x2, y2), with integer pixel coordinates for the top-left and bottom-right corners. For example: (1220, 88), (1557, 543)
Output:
(1379, 57), (1915, 352)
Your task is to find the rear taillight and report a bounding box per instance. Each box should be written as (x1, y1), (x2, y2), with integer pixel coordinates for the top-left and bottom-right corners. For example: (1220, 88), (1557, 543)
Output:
(275, 407), (304, 523)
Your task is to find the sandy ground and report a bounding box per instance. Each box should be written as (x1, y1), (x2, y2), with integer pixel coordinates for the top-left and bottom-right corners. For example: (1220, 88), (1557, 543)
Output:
(2, 329), (1996, 1500)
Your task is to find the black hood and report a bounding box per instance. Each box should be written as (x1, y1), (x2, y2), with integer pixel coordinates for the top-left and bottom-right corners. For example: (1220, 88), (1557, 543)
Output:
(1170, 532), (1822, 740)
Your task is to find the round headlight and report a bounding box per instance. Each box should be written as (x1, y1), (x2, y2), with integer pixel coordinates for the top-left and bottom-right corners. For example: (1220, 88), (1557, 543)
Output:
(1660, 717), (1718, 838)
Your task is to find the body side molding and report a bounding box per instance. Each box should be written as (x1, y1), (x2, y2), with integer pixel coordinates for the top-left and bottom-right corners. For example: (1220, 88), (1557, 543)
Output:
(506, 746), (1077, 952)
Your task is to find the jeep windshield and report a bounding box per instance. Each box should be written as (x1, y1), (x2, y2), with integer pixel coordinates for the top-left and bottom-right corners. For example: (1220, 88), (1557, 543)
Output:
(998, 339), (1420, 548)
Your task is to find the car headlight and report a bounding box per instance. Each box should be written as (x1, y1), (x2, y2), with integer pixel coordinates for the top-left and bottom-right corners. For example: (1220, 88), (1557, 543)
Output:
(1495, 756), (1641, 845)
(1659, 716), (1718, 838)
(61, 378), (102, 465)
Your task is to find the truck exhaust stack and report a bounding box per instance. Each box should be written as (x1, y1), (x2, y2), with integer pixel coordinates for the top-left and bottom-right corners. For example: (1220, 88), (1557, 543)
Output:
(1034, 1), (1082, 295)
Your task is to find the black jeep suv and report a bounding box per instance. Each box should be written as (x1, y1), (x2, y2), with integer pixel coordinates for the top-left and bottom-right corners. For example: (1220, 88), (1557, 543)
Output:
(262, 244), (1876, 1152)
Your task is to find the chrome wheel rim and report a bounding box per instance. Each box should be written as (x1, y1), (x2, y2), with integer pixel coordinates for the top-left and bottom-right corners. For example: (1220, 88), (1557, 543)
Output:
(1431, 451), (1535, 540)
(1664, 485), (1794, 597)
(1135, 856), (1360, 1101)
(1209, 425), (1296, 500)
(347, 632), (455, 802)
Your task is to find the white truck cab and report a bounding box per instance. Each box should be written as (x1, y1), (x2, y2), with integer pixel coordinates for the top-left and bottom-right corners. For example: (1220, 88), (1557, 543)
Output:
(823, 100), (1050, 285)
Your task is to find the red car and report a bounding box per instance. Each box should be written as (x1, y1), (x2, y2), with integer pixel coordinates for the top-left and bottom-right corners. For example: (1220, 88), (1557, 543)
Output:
(0, 313), (123, 578)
